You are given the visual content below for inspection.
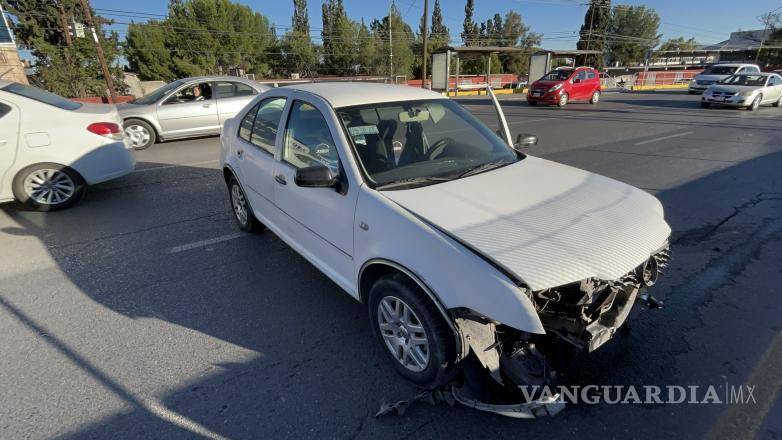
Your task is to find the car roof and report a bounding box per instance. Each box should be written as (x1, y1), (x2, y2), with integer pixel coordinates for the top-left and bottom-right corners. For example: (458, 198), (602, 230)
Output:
(283, 82), (446, 108)
(712, 63), (758, 67)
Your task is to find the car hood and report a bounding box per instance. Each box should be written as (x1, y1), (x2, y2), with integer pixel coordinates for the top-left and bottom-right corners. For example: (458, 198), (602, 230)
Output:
(381, 156), (671, 291)
(707, 84), (759, 94)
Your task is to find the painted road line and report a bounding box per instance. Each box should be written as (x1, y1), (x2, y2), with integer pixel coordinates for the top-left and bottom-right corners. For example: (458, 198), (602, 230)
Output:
(168, 232), (245, 253)
(634, 131), (694, 145)
(133, 159), (219, 173)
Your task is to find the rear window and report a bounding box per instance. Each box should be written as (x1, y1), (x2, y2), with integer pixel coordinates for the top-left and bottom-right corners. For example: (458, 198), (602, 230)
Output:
(2, 83), (82, 110)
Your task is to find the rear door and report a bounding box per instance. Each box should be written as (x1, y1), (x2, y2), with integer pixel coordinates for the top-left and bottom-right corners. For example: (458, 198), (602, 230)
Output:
(235, 94), (289, 222)
(272, 95), (358, 291)
(0, 97), (20, 197)
(764, 75), (782, 103)
(214, 81), (258, 125)
(156, 81), (219, 138)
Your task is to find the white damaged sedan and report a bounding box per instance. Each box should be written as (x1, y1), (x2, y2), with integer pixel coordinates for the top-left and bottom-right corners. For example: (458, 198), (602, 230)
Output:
(220, 83), (671, 414)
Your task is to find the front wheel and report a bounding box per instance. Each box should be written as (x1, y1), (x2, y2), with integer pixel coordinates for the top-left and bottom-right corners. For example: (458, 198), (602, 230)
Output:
(590, 90), (601, 104)
(368, 274), (456, 388)
(13, 163), (85, 211)
(228, 177), (262, 232)
(747, 95), (762, 111)
(123, 119), (156, 150)
(557, 92), (569, 108)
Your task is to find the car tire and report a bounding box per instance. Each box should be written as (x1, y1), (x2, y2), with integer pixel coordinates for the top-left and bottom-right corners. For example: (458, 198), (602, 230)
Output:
(773, 95), (782, 107)
(557, 92), (569, 108)
(12, 163), (86, 212)
(228, 177), (262, 233)
(688, 90), (697, 95)
(748, 95), (762, 111)
(123, 119), (156, 150)
(590, 90), (601, 104)
(368, 273), (456, 389)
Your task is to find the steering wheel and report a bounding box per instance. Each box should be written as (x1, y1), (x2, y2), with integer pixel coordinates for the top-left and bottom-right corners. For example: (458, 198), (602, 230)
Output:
(426, 137), (454, 160)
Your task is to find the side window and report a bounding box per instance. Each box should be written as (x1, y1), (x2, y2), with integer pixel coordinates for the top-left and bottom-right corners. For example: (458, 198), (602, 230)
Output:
(587, 70), (597, 80)
(248, 97), (286, 154)
(164, 82), (212, 104)
(0, 102), (11, 119)
(283, 101), (339, 172)
(748, 66), (760, 73)
(215, 81), (256, 99)
(238, 102), (261, 142)
(576, 70), (587, 81)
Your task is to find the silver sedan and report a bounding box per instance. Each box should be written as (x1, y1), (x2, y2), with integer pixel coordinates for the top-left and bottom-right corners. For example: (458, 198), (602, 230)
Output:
(118, 76), (270, 150)
(701, 73), (782, 110)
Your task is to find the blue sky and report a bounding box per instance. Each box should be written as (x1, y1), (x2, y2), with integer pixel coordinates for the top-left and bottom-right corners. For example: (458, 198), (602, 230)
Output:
(86, 0), (782, 49)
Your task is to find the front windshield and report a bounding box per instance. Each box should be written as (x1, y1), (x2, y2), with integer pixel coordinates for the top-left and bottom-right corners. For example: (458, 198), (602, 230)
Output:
(337, 99), (519, 189)
(703, 66), (738, 75)
(541, 69), (573, 81)
(132, 80), (185, 105)
(720, 74), (767, 87)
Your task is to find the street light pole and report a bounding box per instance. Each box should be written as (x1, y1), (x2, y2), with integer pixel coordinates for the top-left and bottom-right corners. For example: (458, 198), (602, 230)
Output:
(78, 0), (117, 103)
(389, 0), (394, 81)
(421, 0), (428, 88)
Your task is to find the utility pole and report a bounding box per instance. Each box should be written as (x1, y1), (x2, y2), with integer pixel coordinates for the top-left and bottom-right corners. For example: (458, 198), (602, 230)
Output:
(78, 0), (117, 103)
(584, 0), (596, 66)
(421, 0), (429, 88)
(389, 0), (394, 81)
(57, 1), (87, 98)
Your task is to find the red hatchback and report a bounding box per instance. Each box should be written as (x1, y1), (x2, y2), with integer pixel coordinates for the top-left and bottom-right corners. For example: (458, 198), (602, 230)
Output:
(527, 67), (602, 107)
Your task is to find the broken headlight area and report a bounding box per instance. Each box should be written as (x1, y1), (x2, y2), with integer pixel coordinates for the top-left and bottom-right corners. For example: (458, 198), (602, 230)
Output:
(443, 249), (671, 418)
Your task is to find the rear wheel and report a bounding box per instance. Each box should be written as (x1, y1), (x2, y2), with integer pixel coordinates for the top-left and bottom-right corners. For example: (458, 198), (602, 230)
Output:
(368, 273), (456, 388)
(557, 92), (569, 108)
(590, 90), (601, 104)
(123, 119), (156, 150)
(13, 163), (85, 211)
(228, 177), (262, 232)
(773, 95), (782, 107)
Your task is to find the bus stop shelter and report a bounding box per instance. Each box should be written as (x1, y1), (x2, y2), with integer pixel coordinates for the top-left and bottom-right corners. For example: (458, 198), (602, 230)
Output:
(431, 46), (525, 96)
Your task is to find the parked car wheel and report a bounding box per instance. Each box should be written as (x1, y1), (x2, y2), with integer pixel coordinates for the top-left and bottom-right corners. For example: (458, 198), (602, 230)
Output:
(590, 90), (601, 104)
(368, 273), (456, 388)
(688, 90), (697, 95)
(12, 163), (85, 211)
(123, 119), (156, 150)
(774, 95), (782, 108)
(228, 177), (262, 232)
(557, 93), (569, 108)
(748, 95), (762, 111)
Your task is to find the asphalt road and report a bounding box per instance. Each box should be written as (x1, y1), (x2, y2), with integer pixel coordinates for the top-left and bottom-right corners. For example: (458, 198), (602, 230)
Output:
(1, 91), (781, 439)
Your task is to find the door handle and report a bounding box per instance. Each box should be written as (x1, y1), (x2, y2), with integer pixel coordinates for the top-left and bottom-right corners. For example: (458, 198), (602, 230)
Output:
(274, 174), (287, 185)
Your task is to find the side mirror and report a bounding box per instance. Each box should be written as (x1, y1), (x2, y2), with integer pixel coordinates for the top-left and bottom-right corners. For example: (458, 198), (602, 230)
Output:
(294, 164), (339, 189)
(514, 133), (538, 149)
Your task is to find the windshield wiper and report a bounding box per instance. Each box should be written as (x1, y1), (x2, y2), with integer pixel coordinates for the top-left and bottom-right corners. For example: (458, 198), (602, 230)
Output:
(375, 176), (452, 190)
(458, 160), (510, 178)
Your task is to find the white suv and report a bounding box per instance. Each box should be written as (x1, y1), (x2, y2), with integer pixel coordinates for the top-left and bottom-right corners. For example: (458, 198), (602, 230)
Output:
(220, 83), (671, 415)
(689, 63), (761, 94)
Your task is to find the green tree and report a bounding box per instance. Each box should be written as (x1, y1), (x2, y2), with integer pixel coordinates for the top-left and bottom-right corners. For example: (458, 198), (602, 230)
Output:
(4, 0), (125, 97)
(282, 0), (317, 77)
(575, 0), (611, 67)
(499, 10), (541, 75)
(369, 4), (414, 79)
(607, 5), (661, 66)
(321, 0), (357, 75)
(355, 19), (375, 74)
(657, 36), (699, 52)
(461, 0), (479, 45)
(125, 0), (275, 80)
(429, 0), (450, 52)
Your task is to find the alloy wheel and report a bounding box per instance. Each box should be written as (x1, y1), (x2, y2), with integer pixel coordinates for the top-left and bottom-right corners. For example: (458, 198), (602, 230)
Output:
(377, 295), (430, 372)
(22, 169), (75, 206)
(592, 91), (600, 103)
(231, 183), (249, 226)
(559, 93), (568, 107)
(125, 124), (151, 148)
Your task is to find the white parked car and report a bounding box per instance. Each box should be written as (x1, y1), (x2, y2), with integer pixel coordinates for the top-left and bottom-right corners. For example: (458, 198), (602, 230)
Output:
(688, 63), (760, 94)
(220, 83), (671, 413)
(0, 81), (135, 211)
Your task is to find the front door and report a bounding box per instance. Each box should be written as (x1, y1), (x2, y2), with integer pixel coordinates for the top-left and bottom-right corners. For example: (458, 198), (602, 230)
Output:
(156, 81), (219, 138)
(273, 98), (358, 291)
(0, 98), (20, 197)
(572, 70), (589, 100)
(235, 96), (288, 222)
